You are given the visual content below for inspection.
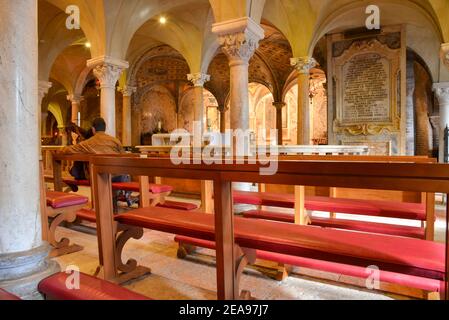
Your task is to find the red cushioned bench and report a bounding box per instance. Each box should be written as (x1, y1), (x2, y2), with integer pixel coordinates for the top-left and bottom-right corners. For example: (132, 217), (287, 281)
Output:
(173, 235), (443, 293)
(233, 191), (426, 220)
(38, 272), (150, 300)
(234, 191), (428, 239)
(0, 289), (21, 300)
(243, 210), (426, 239)
(44, 191), (89, 257)
(113, 207), (445, 298)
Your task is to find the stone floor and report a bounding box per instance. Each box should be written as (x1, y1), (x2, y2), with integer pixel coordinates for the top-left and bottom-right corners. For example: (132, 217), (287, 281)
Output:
(50, 186), (446, 300)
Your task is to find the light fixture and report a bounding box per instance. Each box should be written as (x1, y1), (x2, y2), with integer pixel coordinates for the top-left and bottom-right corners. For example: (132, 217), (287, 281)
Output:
(159, 16), (167, 24)
(85, 42), (91, 48)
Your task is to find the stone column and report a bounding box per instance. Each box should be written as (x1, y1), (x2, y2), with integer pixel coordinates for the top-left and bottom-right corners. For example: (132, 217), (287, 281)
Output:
(218, 105), (227, 133)
(67, 94), (83, 126)
(87, 56), (129, 137)
(212, 18), (264, 132)
(38, 81), (52, 140)
(273, 102), (286, 145)
(118, 86), (136, 146)
(187, 73), (210, 134)
(291, 57), (317, 145)
(0, 0), (59, 299)
(433, 83), (449, 162)
(406, 58), (416, 155)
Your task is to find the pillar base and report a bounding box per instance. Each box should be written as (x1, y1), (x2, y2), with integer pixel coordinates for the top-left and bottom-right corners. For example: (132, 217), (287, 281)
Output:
(0, 244), (60, 300)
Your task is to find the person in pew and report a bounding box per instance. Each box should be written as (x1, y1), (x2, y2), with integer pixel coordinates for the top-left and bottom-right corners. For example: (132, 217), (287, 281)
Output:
(59, 118), (131, 208)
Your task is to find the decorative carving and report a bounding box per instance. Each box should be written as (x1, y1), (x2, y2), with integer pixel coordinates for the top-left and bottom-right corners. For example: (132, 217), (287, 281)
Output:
(434, 83), (449, 105)
(272, 102), (286, 110)
(290, 57), (317, 74)
(219, 31), (261, 63)
(38, 81), (52, 102)
(115, 224), (144, 273)
(440, 43), (449, 70)
(92, 64), (126, 89)
(66, 94), (83, 104)
(118, 86), (137, 97)
(187, 73), (210, 87)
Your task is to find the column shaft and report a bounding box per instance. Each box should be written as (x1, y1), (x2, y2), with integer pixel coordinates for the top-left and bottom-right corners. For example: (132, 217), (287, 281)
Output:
(122, 94), (132, 146)
(0, 0), (59, 299)
(229, 62), (250, 131)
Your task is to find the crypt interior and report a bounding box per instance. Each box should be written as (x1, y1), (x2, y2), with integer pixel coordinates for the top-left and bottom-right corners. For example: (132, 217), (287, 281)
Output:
(1, 0), (449, 301)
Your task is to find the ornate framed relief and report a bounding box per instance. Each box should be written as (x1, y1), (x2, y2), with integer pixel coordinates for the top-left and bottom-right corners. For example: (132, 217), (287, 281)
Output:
(333, 38), (401, 136)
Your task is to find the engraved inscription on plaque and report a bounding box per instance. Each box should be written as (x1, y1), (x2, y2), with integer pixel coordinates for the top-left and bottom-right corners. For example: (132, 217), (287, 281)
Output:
(342, 53), (390, 124)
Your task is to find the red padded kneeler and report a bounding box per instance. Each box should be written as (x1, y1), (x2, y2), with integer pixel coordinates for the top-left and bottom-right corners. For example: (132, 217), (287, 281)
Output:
(38, 272), (150, 300)
(46, 191), (88, 209)
(157, 201), (198, 211)
(243, 210), (426, 239)
(76, 209), (97, 223)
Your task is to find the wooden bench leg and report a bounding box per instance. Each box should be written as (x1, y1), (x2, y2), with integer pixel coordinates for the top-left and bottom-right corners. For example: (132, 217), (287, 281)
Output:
(235, 246), (257, 300)
(177, 242), (198, 259)
(111, 223), (152, 284)
(47, 208), (84, 258)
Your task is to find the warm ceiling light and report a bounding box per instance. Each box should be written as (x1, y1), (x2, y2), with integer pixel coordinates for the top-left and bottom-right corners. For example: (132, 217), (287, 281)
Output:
(85, 42), (91, 48)
(159, 16), (167, 24)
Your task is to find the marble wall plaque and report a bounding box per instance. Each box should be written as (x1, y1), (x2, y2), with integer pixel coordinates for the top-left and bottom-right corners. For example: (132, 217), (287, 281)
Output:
(342, 53), (390, 124)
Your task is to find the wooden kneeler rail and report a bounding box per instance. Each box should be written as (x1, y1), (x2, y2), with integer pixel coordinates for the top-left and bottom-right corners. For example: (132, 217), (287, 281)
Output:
(89, 156), (449, 300)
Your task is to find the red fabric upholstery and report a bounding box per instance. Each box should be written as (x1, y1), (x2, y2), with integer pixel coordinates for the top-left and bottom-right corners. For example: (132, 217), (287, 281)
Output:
(173, 235), (444, 293)
(111, 182), (173, 194)
(38, 272), (150, 300)
(233, 191), (426, 221)
(76, 209), (97, 223)
(116, 207), (444, 280)
(0, 289), (21, 300)
(63, 179), (91, 187)
(46, 191), (88, 209)
(233, 191), (294, 208)
(157, 201), (198, 211)
(306, 196), (426, 221)
(243, 210), (426, 239)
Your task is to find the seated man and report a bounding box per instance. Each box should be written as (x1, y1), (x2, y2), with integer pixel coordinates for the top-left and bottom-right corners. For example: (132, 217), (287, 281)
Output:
(60, 118), (131, 208)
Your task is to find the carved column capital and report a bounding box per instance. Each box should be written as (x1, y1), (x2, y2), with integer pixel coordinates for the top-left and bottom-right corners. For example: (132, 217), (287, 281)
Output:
(441, 43), (449, 70)
(217, 105), (228, 113)
(290, 57), (317, 75)
(38, 81), (52, 102)
(273, 102), (286, 110)
(118, 85), (137, 97)
(66, 94), (83, 104)
(433, 82), (449, 105)
(87, 56), (129, 89)
(212, 17), (264, 64)
(187, 73), (210, 87)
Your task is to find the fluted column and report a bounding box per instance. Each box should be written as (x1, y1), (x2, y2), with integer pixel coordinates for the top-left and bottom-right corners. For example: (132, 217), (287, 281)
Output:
(213, 18), (264, 132)
(0, 0), (59, 299)
(273, 102), (286, 145)
(188, 73), (210, 134)
(87, 56), (129, 137)
(291, 57), (317, 145)
(434, 83), (449, 162)
(118, 86), (136, 146)
(67, 94), (83, 126)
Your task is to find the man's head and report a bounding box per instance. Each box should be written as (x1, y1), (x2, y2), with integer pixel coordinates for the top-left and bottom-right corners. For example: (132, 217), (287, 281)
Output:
(92, 118), (106, 134)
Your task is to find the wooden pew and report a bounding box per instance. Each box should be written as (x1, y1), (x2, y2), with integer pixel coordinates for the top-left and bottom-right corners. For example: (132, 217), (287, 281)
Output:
(238, 155), (437, 240)
(51, 153), (174, 208)
(89, 156), (449, 300)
